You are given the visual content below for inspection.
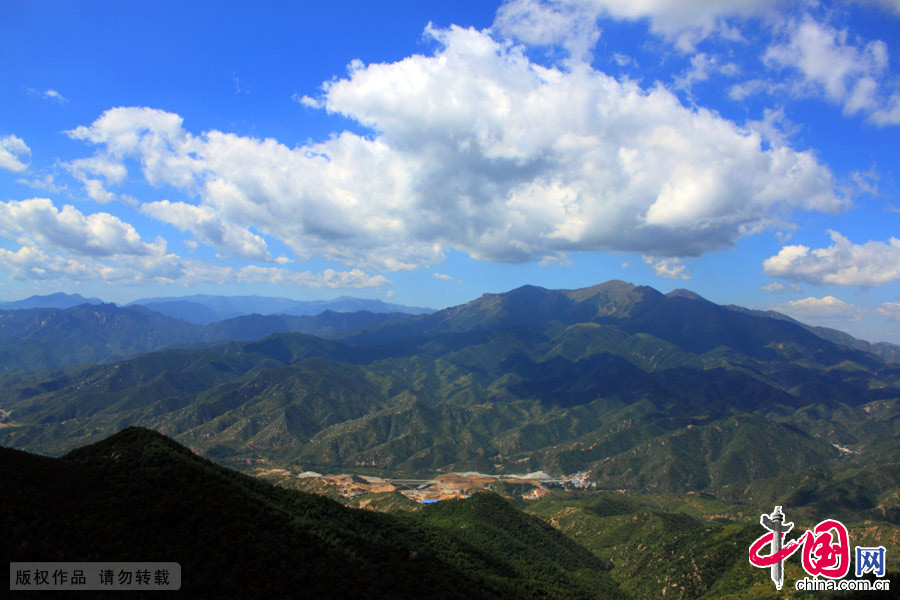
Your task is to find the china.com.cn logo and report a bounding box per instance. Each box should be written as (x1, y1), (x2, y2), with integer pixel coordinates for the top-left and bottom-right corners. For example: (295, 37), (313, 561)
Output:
(748, 506), (889, 593)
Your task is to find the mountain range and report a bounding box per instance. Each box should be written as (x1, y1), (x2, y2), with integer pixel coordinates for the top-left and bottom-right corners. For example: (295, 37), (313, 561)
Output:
(0, 292), (103, 310)
(127, 293), (434, 324)
(0, 293), (433, 372)
(2, 280), (898, 517)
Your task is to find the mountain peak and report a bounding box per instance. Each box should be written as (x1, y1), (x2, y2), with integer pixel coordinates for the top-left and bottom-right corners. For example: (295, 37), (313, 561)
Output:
(63, 426), (197, 465)
(666, 288), (707, 301)
(0, 292), (103, 310)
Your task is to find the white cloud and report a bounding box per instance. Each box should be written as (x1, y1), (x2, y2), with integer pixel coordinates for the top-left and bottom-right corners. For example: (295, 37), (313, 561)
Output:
(761, 281), (802, 292)
(728, 78), (789, 101)
(642, 255), (690, 279)
(493, 0), (602, 61)
(763, 230), (900, 286)
(232, 266), (388, 289)
(613, 53), (634, 67)
(65, 155), (129, 203)
(0, 198), (167, 258)
(0, 245), (182, 283)
(877, 301), (900, 320)
(673, 53), (740, 96)
(433, 272), (454, 280)
(850, 167), (879, 196)
(66, 107), (202, 189)
(0, 198), (387, 289)
(745, 107), (800, 148)
(141, 200), (277, 262)
(0, 246), (99, 281)
(43, 89), (68, 103)
(764, 17), (899, 125)
(0, 135), (31, 172)
(27, 88), (69, 103)
(851, 0), (900, 15)
(495, 0), (785, 54)
(773, 296), (863, 322)
(16, 174), (65, 194)
(66, 25), (843, 274)
(0, 241), (386, 289)
(291, 93), (320, 108)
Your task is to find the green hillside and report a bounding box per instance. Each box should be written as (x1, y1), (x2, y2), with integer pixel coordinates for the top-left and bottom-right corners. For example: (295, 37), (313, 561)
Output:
(3, 427), (619, 599)
(2, 281), (898, 504)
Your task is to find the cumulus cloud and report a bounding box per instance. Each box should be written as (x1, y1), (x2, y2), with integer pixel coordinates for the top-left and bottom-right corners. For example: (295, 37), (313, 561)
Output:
(0, 135), (31, 172)
(773, 296), (863, 322)
(65, 156), (129, 203)
(763, 230), (900, 286)
(764, 17), (900, 125)
(0, 245), (182, 283)
(64, 25), (844, 275)
(66, 107), (202, 189)
(0, 240), (386, 289)
(141, 200), (277, 262)
(0, 246), (101, 282)
(0, 198), (167, 258)
(0, 199), (388, 288)
(433, 272), (454, 280)
(642, 255), (690, 279)
(493, 0), (602, 61)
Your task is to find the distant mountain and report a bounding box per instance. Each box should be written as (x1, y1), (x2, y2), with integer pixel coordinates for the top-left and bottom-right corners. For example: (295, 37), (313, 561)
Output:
(3, 281), (898, 505)
(129, 293), (433, 323)
(0, 304), (413, 373)
(2, 427), (618, 599)
(126, 299), (236, 324)
(0, 292), (103, 310)
(0, 303), (204, 372)
(725, 304), (900, 363)
(201, 310), (411, 342)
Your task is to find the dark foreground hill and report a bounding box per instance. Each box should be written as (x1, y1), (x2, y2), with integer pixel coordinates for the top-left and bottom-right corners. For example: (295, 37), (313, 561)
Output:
(2, 427), (618, 599)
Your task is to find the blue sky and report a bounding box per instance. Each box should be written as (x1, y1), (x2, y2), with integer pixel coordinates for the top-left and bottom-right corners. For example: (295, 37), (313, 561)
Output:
(2, 0), (900, 342)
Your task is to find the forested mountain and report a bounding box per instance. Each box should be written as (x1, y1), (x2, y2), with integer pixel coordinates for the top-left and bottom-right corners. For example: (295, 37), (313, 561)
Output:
(3, 427), (618, 599)
(2, 281), (898, 509)
(0, 303), (413, 372)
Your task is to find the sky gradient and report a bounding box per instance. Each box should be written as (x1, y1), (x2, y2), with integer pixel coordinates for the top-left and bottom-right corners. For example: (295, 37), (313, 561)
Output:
(2, 0), (900, 342)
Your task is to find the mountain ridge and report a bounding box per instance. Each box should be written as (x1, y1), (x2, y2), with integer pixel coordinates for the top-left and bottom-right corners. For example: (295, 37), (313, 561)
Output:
(4, 426), (619, 598)
(3, 280), (897, 506)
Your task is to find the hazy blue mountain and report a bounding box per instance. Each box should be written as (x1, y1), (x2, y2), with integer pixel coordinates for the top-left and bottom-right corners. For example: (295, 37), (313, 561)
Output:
(0, 292), (103, 310)
(0, 303), (412, 372)
(127, 299), (237, 324)
(725, 303), (900, 363)
(200, 310), (412, 342)
(129, 293), (433, 323)
(0, 303), (204, 372)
